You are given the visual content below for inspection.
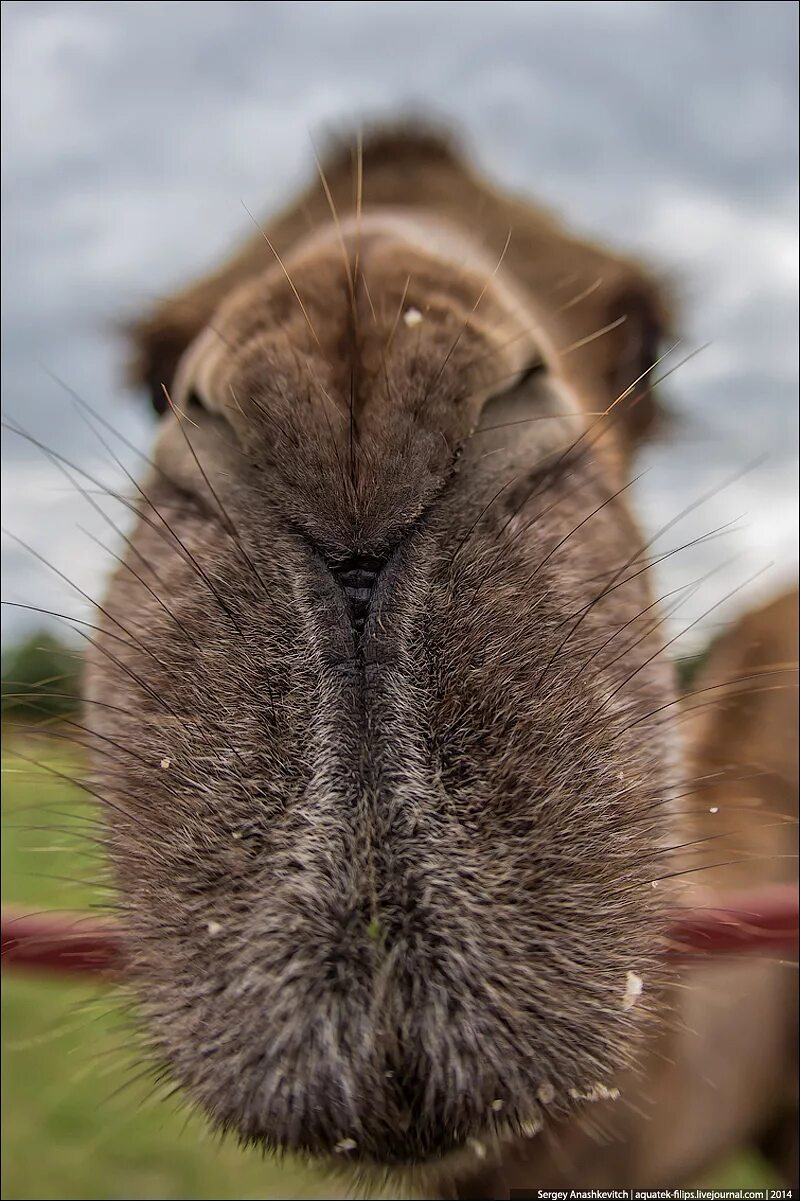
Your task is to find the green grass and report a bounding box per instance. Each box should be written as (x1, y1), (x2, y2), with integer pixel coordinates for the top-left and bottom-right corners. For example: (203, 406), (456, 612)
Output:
(1, 737), (335, 1200)
(0, 737), (781, 1199)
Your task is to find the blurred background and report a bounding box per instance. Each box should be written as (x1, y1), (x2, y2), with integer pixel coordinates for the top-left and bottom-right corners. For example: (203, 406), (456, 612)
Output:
(1, 2), (798, 1198)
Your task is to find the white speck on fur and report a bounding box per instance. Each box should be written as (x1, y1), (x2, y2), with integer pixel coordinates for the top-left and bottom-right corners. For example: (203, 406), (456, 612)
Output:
(490, 1098), (504, 1111)
(709, 806), (719, 813)
(160, 757), (171, 769)
(468, 1138), (487, 1159)
(623, 969), (643, 1009)
(335, 1138), (357, 1154)
(403, 306), (423, 326)
(537, 1080), (555, 1105)
(569, 1082), (620, 1102)
(520, 1115), (542, 1138)
(206, 920), (223, 935)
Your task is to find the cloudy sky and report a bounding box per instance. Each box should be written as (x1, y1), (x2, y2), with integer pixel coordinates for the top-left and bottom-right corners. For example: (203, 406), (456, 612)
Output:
(1, 0), (798, 649)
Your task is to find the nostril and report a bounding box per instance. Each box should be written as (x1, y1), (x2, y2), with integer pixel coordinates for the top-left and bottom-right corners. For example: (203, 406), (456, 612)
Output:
(332, 554), (386, 633)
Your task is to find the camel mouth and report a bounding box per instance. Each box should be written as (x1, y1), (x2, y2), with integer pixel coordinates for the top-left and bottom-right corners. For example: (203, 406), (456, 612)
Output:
(331, 553), (387, 633)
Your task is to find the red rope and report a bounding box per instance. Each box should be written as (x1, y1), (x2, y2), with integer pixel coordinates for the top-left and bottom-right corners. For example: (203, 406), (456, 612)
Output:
(2, 909), (121, 976)
(664, 883), (799, 959)
(2, 885), (797, 979)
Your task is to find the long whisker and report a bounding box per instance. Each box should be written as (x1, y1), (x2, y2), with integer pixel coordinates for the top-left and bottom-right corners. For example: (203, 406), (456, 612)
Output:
(621, 667), (799, 737)
(594, 563), (774, 720)
(580, 553), (741, 682)
(517, 471), (644, 595)
(384, 274), (412, 354)
(424, 229), (514, 403)
(458, 341), (700, 569)
(77, 525), (200, 649)
(162, 386), (276, 606)
(4, 745), (157, 834)
(1, 530), (169, 672)
(310, 134), (356, 308)
(535, 457), (767, 692)
(10, 403), (202, 650)
(44, 368), (169, 485)
(1, 419), (245, 637)
(241, 201), (325, 353)
(1, 599), (163, 659)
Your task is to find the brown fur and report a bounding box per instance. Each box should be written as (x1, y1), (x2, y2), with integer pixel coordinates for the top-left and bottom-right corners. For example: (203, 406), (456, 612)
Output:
(82, 123), (795, 1195)
(455, 588), (798, 1197)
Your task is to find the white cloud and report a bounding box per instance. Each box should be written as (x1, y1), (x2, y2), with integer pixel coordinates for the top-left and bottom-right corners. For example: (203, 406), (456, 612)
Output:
(2, 0), (797, 646)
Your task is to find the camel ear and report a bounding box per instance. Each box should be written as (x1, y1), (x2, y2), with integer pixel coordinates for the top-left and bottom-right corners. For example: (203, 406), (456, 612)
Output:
(124, 301), (206, 416)
(604, 279), (672, 452)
